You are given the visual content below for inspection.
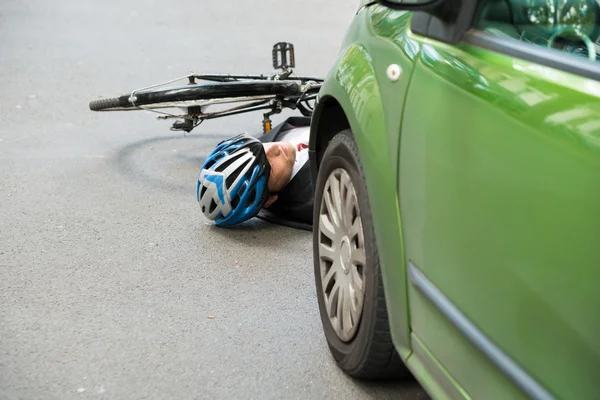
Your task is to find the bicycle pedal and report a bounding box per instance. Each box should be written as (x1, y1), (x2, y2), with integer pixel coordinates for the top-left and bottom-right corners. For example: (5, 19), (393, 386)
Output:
(272, 42), (295, 70)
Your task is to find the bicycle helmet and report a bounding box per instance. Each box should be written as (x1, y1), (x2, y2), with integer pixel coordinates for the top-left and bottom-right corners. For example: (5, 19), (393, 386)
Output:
(197, 133), (271, 226)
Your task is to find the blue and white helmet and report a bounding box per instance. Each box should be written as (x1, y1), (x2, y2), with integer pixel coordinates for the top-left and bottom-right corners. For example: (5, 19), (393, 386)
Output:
(197, 133), (271, 226)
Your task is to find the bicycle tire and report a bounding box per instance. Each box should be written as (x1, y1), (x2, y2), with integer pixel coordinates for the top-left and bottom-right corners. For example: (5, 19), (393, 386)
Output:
(89, 80), (301, 111)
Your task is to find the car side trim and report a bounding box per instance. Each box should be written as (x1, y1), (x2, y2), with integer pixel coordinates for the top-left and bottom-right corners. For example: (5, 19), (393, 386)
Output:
(408, 262), (555, 400)
(463, 30), (600, 82)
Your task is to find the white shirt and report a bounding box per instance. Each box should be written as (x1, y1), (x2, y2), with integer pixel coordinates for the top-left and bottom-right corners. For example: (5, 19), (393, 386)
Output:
(277, 126), (310, 180)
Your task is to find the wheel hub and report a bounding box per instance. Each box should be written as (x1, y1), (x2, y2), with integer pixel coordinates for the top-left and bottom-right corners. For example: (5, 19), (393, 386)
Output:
(340, 237), (351, 275)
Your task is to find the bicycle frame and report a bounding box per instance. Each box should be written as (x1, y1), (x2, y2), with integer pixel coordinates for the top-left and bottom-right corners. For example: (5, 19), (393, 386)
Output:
(142, 72), (321, 133)
(89, 42), (323, 134)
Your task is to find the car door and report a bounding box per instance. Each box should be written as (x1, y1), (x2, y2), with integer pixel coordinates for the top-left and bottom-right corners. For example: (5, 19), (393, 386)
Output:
(398, 2), (600, 399)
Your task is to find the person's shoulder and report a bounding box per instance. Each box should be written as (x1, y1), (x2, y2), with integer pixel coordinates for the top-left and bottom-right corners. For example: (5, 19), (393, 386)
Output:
(284, 116), (311, 128)
(259, 116), (312, 143)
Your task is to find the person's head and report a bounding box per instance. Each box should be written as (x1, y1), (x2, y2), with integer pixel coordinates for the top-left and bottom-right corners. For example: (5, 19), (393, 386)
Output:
(262, 141), (297, 207)
(197, 134), (271, 226)
(197, 134), (297, 226)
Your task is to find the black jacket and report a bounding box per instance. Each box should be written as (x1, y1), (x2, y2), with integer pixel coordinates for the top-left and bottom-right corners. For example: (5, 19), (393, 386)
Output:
(257, 117), (313, 230)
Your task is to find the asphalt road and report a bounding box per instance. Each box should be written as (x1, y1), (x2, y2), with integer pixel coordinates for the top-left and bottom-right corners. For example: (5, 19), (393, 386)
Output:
(0, 1), (429, 399)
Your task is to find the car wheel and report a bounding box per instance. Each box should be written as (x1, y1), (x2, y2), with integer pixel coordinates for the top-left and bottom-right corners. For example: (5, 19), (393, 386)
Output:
(313, 129), (407, 379)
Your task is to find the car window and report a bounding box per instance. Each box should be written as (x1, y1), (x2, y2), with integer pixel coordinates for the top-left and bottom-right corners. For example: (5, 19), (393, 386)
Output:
(474, 0), (600, 62)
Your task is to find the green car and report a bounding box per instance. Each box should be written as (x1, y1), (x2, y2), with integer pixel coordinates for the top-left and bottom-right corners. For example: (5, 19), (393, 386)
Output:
(308, 1), (600, 399)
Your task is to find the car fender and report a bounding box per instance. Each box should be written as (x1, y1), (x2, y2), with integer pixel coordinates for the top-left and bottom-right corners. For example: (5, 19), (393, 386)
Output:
(309, 42), (412, 358)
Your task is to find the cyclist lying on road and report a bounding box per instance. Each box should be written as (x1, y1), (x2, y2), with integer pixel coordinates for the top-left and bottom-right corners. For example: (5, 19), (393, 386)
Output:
(197, 116), (313, 228)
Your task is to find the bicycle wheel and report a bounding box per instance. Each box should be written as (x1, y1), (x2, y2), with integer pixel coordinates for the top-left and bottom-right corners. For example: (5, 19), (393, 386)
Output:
(89, 80), (301, 111)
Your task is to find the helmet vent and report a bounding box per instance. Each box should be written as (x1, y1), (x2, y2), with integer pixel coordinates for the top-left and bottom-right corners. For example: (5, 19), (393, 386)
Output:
(217, 151), (244, 172)
(227, 163), (248, 188)
(231, 193), (241, 210)
(248, 186), (257, 202)
(204, 159), (216, 169)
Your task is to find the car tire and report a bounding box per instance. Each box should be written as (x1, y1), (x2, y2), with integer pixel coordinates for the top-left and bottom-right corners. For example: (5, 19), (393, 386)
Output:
(313, 129), (408, 379)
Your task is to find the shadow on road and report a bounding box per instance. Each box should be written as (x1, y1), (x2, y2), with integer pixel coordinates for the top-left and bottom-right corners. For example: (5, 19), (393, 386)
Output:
(352, 376), (431, 400)
(112, 131), (223, 193)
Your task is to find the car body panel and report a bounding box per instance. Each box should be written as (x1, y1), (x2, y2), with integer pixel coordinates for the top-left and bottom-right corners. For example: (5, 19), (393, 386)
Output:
(407, 332), (471, 400)
(310, 3), (600, 399)
(407, 283), (528, 400)
(400, 33), (600, 399)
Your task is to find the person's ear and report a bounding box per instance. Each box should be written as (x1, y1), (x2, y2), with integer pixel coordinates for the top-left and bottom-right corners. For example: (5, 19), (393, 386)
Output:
(264, 194), (278, 208)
